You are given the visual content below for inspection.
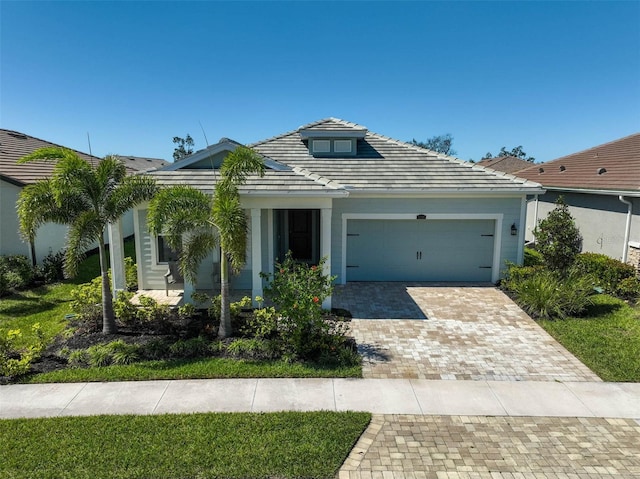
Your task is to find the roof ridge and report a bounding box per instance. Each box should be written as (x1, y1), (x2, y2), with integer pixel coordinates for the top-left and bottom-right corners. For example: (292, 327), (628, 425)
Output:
(0, 128), (101, 162)
(249, 118), (368, 147)
(290, 165), (346, 190)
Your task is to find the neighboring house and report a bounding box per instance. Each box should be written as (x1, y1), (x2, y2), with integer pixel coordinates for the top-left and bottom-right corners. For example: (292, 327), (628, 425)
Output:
(516, 132), (640, 267)
(0, 129), (166, 263)
(477, 156), (534, 174)
(112, 118), (543, 305)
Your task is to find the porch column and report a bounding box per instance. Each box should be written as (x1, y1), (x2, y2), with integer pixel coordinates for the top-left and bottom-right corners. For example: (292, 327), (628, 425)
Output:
(107, 218), (126, 299)
(251, 208), (263, 304)
(321, 208), (332, 309)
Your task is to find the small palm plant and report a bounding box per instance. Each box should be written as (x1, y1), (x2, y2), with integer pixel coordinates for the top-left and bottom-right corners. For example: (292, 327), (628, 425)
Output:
(17, 147), (158, 333)
(148, 146), (265, 338)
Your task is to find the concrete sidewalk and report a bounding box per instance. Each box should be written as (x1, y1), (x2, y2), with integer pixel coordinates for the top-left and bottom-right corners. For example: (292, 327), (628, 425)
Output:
(2, 378), (639, 419)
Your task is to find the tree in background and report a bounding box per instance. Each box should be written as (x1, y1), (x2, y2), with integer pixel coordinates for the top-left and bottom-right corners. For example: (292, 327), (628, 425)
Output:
(17, 148), (158, 334)
(533, 196), (582, 273)
(148, 146), (265, 338)
(172, 134), (194, 161)
(484, 145), (535, 162)
(410, 134), (456, 156)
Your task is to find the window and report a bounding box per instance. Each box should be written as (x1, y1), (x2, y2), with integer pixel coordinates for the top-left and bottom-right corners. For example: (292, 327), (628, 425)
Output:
(334, 139), (352, 153)
(157, 235), (181, 263)
(312, 139), (331, 153)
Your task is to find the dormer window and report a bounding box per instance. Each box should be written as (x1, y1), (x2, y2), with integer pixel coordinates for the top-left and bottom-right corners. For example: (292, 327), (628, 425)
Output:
(300, 126), (367, 157)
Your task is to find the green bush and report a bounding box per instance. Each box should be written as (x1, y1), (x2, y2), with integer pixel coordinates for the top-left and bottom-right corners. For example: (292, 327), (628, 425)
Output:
(259, 253), (355, 365)
(533, 197), (582, 272)
(69, 277), (103, 327)
(616, 277), (640, 301)
(39, 250), (66, 283)
(0, 255), (34, 295)
(523, 247), (544, 267)
(169, 336), (211, 358)
(124, 257), (138, 291)
(226, 338), (279, 360)
(504, 267), (594, 320)
(574, 252), (637, 295)
(0, 323), (45, 378)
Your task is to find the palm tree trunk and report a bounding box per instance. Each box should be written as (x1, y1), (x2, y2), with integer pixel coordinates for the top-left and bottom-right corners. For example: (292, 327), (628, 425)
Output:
(218, 252), (231, 339)
(98, 238), (117, 334)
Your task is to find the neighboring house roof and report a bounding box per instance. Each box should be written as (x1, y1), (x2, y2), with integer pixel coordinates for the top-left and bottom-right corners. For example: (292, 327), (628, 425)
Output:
(515, 132), (640, 195)
(476, 156), (533, 174)
(114, 155), (169, 171)
(0, 129), (103, 185)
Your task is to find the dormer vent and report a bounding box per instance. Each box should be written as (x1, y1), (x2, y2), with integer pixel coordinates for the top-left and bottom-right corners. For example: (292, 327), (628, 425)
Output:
(538, 167), (544, 174)
(299, 126), (367, 157)
(559, 165), (566, 172)
(597, 167), (607, 175)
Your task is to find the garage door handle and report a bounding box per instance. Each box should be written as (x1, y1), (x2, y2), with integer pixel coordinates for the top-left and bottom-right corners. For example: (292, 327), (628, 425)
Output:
(416, 251), (422, 260)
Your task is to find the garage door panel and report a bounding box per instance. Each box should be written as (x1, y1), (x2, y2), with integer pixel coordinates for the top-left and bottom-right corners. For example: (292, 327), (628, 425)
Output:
(346, 219), (494, 282)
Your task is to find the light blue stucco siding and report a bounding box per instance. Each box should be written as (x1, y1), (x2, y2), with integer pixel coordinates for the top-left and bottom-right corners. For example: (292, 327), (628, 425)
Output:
(330, 196), (525, 284)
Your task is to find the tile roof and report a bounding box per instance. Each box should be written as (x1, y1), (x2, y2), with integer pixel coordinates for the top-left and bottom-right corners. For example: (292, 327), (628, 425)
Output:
(476, 156), (534, 174)
(515, 132), (640, 194)
(0, 129), (103, 185)
(250, 118), (543, 194)
(148, 170), (347, 196)
(114, 155), (169, 171)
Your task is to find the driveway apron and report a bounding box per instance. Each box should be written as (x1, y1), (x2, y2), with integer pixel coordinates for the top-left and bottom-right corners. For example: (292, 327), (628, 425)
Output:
(333, 283), (599, 382)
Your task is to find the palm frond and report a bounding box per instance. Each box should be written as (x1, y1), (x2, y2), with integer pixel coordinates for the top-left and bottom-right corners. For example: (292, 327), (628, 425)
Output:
(17, 147), (78, 164)
(17, 180), (77, 240)
(148, 186), (212, 242)
(212, 189), (247, 273)
(220, 146), (265, 186)
(65, 211), (104, 276)
(104, 174), (158, 221)
(180, 230), (219, 284)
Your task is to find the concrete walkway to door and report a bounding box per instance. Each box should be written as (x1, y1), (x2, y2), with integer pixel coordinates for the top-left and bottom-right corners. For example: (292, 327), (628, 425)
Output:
(333, 283), (600, 382)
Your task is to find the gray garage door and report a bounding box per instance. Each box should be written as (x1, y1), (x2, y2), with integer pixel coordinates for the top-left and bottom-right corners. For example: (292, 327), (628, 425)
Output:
(346, 219), (495, 281)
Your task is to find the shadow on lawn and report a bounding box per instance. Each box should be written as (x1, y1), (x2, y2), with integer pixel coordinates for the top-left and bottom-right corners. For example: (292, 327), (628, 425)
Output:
(582, 300), (624, 318)
(0, 288), (69, 317)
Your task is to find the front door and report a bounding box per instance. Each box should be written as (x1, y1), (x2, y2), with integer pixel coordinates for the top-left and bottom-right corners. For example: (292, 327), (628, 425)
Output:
(275, 209), (320, 264)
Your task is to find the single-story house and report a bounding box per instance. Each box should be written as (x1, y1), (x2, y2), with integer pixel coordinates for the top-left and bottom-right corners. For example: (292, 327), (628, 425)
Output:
(110, 118), (544, 306)
(515, 133), (640, 267)
(0, 129), (168, 263)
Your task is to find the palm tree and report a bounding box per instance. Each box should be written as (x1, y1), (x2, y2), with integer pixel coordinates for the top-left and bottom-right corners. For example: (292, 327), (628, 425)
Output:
(17, 147), (158, 334)
(148, 146), (265, 338)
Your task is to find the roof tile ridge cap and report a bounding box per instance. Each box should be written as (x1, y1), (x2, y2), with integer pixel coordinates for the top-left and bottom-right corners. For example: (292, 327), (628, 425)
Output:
(469, 161), (526, 181)
(2, 129), (101, 162)
(249, 118), (336, 147)
(291, 165), (345, 190)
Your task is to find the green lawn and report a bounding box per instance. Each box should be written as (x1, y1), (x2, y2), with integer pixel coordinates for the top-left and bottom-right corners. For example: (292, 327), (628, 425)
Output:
(24, 356), (361, 383)
(1, 411), (371, 479)
(539, 294), (640, 382)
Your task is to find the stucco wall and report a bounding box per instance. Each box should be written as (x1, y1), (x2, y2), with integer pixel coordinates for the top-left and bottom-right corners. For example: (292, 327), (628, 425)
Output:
(526, 191), (640, 261)
(0, 179), (29, 257)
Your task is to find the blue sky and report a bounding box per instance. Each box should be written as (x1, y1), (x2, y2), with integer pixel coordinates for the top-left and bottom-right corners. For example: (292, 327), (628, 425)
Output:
(1, 1), (639, 163)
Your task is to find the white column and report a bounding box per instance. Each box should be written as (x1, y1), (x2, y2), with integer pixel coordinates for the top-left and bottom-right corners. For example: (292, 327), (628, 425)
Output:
(321, 208), (332, 309)
(267, 209), (274, 274)
(107, 218), (126, 299)
(251, 208), (263, 304)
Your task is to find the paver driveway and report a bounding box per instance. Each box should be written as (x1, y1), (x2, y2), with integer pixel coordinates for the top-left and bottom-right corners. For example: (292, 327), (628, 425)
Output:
(333, 283), (599, 382)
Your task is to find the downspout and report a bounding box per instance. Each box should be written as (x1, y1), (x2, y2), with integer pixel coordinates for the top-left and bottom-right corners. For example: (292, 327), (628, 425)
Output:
(618, 196), (633, 263)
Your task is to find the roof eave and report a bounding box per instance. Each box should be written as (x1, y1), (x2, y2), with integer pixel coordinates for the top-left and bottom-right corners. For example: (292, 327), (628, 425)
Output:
(543, 185), (640, 197)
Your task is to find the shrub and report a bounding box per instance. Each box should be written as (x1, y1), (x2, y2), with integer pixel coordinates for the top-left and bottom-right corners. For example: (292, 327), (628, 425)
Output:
(523, 247), (544, 267)
(226, 338), (279, 359)
(574, 252), (637, 295)
(505, 267), (594, 320)
(169, 336), (211, 358)
(124, 257), (138, 291)
(616, 277), (640, 301)
(0, 323), (45, 378)
(69, 277), (103, 328)
(259, 253), (353, 364)
(533, 196), (582, 273)
(40, 249), (66, 283)
(0, 255), (34, 295)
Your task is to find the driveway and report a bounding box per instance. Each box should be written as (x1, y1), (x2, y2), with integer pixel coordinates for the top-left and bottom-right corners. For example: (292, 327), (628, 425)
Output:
(333, 282), (599, 382)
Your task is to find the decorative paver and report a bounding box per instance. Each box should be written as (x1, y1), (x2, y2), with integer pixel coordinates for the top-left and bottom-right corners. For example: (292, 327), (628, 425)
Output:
(339, 414), (640, 478)
(334, 283), (599, 381)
